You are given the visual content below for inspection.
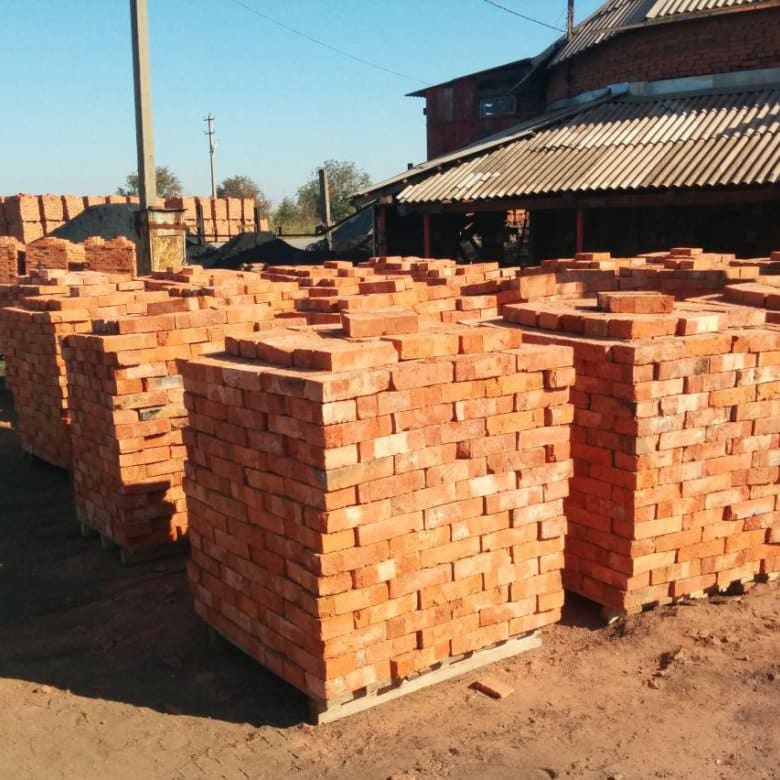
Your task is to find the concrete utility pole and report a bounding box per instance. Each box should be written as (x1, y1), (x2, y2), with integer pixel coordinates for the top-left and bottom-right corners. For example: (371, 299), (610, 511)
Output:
(204, 114), (217, 198)
(130, 0), (156, 215)
(129, 0), (186, 273)
(567, 0), (575, 40)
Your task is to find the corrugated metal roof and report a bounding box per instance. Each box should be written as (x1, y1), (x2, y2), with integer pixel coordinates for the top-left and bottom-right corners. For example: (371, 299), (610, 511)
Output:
(393, 88), (780, 204)
(647, 0), (766, 18)
(552, 0), (771, 64)
(552, 0), (649, 65)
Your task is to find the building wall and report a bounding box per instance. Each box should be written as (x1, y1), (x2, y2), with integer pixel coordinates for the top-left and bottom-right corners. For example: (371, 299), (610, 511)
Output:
(420, 63), (541, 159)
(547, 7), (780, 103)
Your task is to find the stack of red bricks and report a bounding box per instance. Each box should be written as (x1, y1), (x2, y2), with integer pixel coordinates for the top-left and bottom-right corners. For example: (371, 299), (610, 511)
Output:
(283, 258), (520, 326)
(180, 310), (573, 713)
(38, 194), (66, 235)
(503, 290), (779, 612)
(0, 236), (23, 285)
(531, 248), (770, 302)
(0, 194), (45, 243)
(0, 194), (256, 243)
(164, 196), (255, 240)
(145, 265), (300, 314)
(26, 237), (86, 270)
(83, 237), (137, 275)
(617, 248), (762, 297)
(0, 273), (158, 469)
(2, 263), (304, 474)
(0, 268), (74, 352)
(723, 272), (780, 324)
(63, 295), (276, 553)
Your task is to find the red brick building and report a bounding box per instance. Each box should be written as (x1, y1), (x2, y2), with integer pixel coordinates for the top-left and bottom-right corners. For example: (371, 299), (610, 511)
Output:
(359, 0), (780, 262)
(408, 58), (543, 159)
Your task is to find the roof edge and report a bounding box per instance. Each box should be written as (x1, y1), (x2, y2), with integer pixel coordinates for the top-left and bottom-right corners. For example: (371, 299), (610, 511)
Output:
(551, 0), (780, 66)
(547, 65), (780, 111)
(356, 66), (780, 205)
(405, 56), (535, 97)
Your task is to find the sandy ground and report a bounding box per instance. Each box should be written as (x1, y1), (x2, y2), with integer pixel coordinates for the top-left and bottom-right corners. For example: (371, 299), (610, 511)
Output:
(0, 384), (778, 780)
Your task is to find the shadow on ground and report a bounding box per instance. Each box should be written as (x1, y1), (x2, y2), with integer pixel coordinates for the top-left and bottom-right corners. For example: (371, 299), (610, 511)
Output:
(0, 387), (309, 728)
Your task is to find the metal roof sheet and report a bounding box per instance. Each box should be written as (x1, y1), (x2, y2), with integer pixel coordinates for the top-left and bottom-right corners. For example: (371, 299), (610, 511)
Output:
(551, 0), (771, 64)
(393, 88), (780, 204)
(646, 0), (766, 17)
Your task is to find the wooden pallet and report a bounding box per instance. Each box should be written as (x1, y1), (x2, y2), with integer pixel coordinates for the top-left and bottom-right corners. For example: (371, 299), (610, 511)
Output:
(79, 521), (187, 564)
(309, 630), (542, 725)
(598, 572), (774, 624)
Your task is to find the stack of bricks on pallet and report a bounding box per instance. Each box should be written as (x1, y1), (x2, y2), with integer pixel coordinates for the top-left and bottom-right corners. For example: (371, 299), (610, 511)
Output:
(0, 194), (256, 244)
(63, 295), (278, 553)
(280, 258), (520, 327)
(502, 290), (780, 613)
(81, 237), (137, 275)
(534, 248), (772, 301)
(0, 272), (166, 469)
(180, 310), (574, 712)
(725, 274), (780, 325)
(0, 269), (72, 353)
(164, 196), (256, 240)
(0, 194), (46, 243)
(0, 236), (23, 284)
(143, 265), (300, 314)
(26, 237), (86, 270)
(24, 236), (138, 276)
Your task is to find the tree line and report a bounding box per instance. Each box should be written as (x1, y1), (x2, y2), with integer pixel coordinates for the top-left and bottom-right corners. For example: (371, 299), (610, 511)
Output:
(117, 160), (371, 234)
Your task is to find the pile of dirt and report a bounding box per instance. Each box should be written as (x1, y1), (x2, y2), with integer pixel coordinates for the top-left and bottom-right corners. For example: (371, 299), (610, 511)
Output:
(50, 203), (141, 245)
(203, 231), (328, 269)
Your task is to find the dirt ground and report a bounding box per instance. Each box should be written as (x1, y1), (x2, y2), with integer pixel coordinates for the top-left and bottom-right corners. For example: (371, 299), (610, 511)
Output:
(0, 383), (777, 780)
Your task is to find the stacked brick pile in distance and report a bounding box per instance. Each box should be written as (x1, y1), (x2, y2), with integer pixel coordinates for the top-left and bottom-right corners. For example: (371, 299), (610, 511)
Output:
(0, 237), (23, 285)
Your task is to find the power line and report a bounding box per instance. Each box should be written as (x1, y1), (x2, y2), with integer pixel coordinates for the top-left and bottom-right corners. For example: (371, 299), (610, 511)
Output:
(479, 0), (566, 32)
(226, 0), (427, 84)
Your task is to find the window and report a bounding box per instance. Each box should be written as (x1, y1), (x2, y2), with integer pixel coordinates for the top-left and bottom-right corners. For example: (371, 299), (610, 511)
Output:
(440, 87), (454, 122)
(478, 95), (515, 118)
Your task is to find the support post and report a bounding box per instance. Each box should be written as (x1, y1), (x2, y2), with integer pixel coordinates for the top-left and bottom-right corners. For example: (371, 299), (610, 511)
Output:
(423, 213), (431, 258)
(575, 208), (585, 254)
(376, 205), (387, 257)
(567, 0), (575, 40)
(318, 168), (331, 228)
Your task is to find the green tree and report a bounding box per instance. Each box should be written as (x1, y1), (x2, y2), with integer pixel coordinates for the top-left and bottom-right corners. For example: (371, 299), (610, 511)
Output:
(117, 165), (182, 198)
(271, 196), (315, 234)
(217, 174), (271, 216)
(295, 160), (371, 225)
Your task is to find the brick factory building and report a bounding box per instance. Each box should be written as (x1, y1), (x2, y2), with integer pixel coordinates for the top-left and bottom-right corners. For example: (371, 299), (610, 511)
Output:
(357, 0), (780, 262)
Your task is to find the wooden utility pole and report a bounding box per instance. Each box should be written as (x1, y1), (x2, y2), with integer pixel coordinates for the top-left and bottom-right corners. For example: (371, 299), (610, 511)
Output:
(130, 0), (156, 212)
(567, 0), (575, 40)
(204, 114), (217, 198)
(318, 168), (332, 228)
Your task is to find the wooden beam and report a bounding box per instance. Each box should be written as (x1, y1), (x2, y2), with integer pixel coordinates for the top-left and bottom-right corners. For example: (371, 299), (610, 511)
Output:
(310, 631), (542, 725)
(401, 186), (777, 214)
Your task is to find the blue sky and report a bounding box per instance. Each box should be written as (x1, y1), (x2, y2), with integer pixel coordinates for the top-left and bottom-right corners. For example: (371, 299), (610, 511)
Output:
(1, 0), (600, 204)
